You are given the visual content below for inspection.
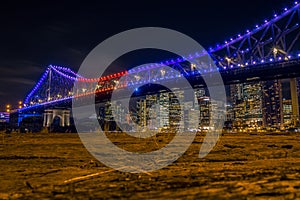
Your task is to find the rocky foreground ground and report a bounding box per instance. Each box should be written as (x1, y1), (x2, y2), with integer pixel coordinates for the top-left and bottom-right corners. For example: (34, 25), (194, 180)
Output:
(1, 132), (300, 199)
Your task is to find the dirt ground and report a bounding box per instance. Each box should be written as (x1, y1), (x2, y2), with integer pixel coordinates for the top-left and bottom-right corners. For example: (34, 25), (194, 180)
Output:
(1, 132), (300, 199)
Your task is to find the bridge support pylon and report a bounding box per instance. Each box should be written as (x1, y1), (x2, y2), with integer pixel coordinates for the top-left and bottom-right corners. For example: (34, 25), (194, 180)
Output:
(43, 109), (71, 127)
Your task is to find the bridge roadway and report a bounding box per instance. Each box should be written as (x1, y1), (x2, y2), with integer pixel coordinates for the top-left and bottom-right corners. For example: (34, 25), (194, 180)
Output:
(92, 59), (300, 104)
(16, 59), (300, 113)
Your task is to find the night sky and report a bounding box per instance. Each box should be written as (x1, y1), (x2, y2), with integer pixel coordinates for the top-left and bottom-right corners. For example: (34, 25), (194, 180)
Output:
(0, 0), (290, 108)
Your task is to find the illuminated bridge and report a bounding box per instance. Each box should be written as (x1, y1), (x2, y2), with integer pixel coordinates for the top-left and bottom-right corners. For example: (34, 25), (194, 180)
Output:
(12, 2), (300, 129)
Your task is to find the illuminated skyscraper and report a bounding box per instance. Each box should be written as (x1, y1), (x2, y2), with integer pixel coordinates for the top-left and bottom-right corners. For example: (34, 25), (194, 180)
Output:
(198, 96), (211, 130)
(169, 90), (184, 132)
(291, 78), (300, 127)
(230, 84), (245, 129)
(282, 99), (293, 128)
(230, 83), (264, 130)
(146, 94), (158, 130)
(243, 82), (264, 129)
(297, 78), (300, 124)
(263, 80), (282, 129)
(136, 92), (172, 132)
(158, 91), (170, 130)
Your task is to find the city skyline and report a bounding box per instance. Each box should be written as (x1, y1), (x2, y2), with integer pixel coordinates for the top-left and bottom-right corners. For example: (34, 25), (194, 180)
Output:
(1, 0), (300, 133)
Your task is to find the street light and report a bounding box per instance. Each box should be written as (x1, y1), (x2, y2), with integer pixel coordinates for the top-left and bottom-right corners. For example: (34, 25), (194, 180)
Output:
(6, 105), (10, 113)
(6, 105), (11, 112)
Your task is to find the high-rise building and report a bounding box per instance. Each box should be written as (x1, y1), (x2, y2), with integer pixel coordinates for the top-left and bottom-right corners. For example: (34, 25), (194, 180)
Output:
(263, 80), (282, 129)
(136, 92), (172, 132)
(136, 97), (150, 131)
(111, 101), (127, 125)
(195, 88), (206, 99)
(229, 83), (264, 130)
(198, 96), (210, 130)
(290, 78), (300, 127)
(230, 84), (245, 129)
(158, 91), (170, 130)
(146, 94), (158, 130)
(282, 99), (293, 128)
(297, 78), (300, 126)
(230, 84), (243, 104)
(243, 82), (264, 129)
(169, 90), (184, 132)
(184, 101), (199, 131)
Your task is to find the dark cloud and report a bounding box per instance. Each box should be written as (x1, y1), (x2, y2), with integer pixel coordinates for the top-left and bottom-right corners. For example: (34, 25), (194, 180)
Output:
(0, 91), (6, 96)
(0, 61), (42, 75)
(0, 78), (35, 85)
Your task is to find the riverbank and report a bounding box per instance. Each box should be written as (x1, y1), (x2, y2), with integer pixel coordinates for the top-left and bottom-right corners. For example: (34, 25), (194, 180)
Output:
(1, 132), (300, 199)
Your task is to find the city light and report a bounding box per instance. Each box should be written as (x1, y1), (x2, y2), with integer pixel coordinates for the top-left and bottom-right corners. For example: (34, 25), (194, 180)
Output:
(6, 104), (10, 113)
(190, 63), (196, 70)
(225, 57), (231, 62)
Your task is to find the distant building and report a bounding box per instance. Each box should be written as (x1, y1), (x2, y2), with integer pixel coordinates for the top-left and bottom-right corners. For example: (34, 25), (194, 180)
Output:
(263, 80), (282, 129)
(136, 94), (158, 131)
(282, 99), (293, 128)
(230, 82), (264, 130)
(243, 82), (264, 128)
(228, 78), (300, 131)
(198, 96), (210, 129)
(0, 112), (9, 123)
(230, 84), (245, 129)
(157, 92), (170, 130)
(169, 90), (184, 132)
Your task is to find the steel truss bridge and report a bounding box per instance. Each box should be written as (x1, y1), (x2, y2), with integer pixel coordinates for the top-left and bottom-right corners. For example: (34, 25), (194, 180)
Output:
(19, 2), (300, 113)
